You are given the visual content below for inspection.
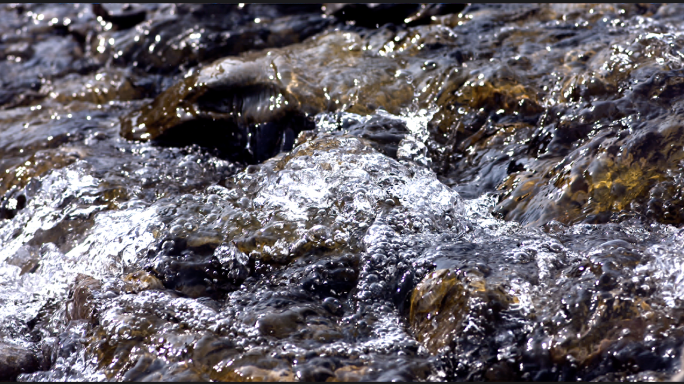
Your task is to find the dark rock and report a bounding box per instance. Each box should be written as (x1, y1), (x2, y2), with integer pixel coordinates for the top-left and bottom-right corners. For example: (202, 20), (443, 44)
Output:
(91, 4), (146, 31)
(328, 4), (421, 28)
(0, 342), (40, 381)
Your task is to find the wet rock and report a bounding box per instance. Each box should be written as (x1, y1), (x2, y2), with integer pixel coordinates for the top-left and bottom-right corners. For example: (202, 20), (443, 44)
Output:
(121, 356), (209, 381)
(120, 30), (442, 161)
(3, 42), (34, 60)
(5, 3), (684, 383)
(213, 364), (295, 382)
(0, 34), (82, 108)
(256, 309), (305, 338)
(673, 351), (684, 381)
(0, 342), (40, 381)
(119, 54), (313, 162)
(91, 4), (146, 31)
(402, 209), (684, 381)
(235, 135), (461, 263)
(47, 134), (460, 381)
(0, 191), (27, 220)
(313, 111), (410, 159)
(147, 242), (242, 299)
(420, 4), (684, 226)
(123, 270), (163, 293)
(66, 275), (102, 322)
(326, 4), (421, 28)
(409, 269), (515, 354)
(301, 256), (358, 298)
(493, 113), (684, 225)
(40, 68), (150, 105)
(1, 148), (83, 197)
(87, 290), (219, 380)
(93, 4), (331, 75)
(4, 246), (39, 275)
(403, 4), (468, 27)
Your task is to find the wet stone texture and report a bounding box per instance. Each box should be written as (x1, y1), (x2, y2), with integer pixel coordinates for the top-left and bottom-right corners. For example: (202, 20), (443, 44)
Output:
(3, 2), (684, 383)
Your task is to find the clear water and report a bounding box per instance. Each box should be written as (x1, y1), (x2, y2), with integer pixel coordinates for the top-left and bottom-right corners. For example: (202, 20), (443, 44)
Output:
(1, 3), (684, 382)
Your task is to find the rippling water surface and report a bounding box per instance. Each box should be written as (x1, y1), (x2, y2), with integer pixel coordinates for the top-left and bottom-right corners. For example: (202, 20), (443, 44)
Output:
(3, 3), (684, 382)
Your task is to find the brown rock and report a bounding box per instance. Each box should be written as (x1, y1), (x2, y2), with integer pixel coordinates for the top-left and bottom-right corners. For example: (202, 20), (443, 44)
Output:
(409, 269), (514, 354)
(123, 270), (164, 293)
(66, 275), (102, 322)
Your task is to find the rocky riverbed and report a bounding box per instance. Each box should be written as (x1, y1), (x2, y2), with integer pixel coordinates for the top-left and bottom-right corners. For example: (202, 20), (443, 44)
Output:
(2, 3), (684, 382)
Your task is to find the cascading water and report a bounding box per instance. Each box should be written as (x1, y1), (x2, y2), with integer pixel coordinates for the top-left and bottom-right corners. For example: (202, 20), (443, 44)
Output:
(2, 3), (684, 382)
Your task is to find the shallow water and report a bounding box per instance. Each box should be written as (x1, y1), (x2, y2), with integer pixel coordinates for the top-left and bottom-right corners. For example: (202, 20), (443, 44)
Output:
(2, 3), (684, 382)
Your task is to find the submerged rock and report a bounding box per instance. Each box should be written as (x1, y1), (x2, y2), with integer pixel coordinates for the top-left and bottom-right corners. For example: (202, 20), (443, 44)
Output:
(409, 269), (514, 355)
(119, 29), (457, 162)
(2, 3), (684, 383)
(0, 342), (40, 381)
(402, 204), (684, 381)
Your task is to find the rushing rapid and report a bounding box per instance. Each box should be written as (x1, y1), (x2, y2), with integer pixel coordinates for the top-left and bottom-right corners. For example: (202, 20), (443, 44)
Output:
(2, 3), (684, 382)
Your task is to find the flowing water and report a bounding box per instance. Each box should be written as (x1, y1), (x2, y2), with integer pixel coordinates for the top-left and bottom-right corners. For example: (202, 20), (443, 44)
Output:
(2, 3), (684, 382)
